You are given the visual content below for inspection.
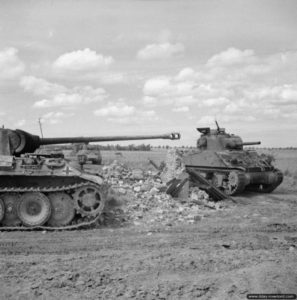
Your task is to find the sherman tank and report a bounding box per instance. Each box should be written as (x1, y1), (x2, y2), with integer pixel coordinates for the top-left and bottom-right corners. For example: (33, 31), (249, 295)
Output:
(0, 128), (180, 229)
(184, 123), (283, 195)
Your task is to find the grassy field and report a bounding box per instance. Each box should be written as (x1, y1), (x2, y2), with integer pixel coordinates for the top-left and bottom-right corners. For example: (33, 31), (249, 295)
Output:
(101, 148), (297, 175)
(101, 149), (167, 169)
(261, 149), (297, 177)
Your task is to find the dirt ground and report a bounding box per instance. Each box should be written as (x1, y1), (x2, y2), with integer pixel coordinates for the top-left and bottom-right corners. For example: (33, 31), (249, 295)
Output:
(0, 150), (297, 300)
(0, 190), (296, 299)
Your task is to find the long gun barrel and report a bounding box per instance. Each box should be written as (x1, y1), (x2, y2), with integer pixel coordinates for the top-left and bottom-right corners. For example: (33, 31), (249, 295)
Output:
(0, 129), (180, 156)
(242, 141), (261, 146)
(40, 133), (180, 145)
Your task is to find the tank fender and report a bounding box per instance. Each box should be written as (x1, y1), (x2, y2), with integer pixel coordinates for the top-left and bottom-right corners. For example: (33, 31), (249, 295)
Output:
(79, 172), (105, 186)
(62, 164), (105, 186)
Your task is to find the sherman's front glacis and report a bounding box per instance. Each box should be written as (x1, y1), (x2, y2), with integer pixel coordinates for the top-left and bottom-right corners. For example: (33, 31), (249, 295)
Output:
(0, 128), (180, 229)
(184, 123), (283, 196)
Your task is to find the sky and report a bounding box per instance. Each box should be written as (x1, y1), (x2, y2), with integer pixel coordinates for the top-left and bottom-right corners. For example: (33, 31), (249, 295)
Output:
(1, 0), (297, 147)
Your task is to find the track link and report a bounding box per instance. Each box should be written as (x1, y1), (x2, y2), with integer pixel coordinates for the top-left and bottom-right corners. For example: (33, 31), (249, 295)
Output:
(0, 182), (107, 231)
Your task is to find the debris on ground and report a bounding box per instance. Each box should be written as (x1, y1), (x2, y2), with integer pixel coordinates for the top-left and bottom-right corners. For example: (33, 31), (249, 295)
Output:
(100, 155), (222, 227)
(160, 148), (185, 183)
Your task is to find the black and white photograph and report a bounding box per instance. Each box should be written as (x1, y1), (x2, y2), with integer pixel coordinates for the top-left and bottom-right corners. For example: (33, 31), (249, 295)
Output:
(0, 0), (297, 299)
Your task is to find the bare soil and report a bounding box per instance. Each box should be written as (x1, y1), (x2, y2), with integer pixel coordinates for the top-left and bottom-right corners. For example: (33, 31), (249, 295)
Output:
(0, 188), (297, 300)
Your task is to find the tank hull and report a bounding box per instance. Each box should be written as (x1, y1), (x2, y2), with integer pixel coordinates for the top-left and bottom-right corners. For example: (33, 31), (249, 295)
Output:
(184, 150), (283, 195)
(0, 155), (108, 229)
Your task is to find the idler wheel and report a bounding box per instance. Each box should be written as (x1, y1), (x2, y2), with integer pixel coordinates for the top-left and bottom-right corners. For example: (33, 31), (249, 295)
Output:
(225, 171), (246, 195)
(47, 193), (75, 227)
(1, 193), (22, 226)
(17, 192), (51, 227)
(73, 184), (104, 217)
(0, 198), (4, 223)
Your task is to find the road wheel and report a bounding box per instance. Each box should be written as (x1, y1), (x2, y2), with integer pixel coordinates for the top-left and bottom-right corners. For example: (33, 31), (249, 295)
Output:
(0, 198), (4, 223)
(17, 192), (51, 227)
(47, 193), (75, 227)
(1, 193), (21, 226)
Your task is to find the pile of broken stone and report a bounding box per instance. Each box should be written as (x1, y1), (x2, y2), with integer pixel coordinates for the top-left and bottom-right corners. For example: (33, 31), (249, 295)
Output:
(101, 150), (222, 227)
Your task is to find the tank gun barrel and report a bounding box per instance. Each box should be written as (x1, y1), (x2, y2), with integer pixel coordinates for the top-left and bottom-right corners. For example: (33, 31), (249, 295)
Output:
(40, 133), (180, 145)
(242, 141), (261, 146)
(1, 129), (180, 156)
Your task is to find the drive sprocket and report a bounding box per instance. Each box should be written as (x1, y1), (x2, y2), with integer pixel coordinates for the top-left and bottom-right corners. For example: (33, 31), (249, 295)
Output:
(225, 171), (246, 195)
(73, 184), (105, 217)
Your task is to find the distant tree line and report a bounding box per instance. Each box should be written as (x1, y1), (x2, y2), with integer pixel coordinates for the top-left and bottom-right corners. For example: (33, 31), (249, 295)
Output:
(97, 144), (151, 151)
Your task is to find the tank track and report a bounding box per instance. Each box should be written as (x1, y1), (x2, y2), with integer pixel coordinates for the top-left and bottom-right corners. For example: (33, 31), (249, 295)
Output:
(247, 169), (284, 193)
(0, 182), (106, 231)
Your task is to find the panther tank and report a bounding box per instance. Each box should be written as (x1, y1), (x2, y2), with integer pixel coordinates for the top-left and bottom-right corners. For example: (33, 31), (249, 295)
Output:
(184, 123), (283, 195)
(0, 128), (180, 229)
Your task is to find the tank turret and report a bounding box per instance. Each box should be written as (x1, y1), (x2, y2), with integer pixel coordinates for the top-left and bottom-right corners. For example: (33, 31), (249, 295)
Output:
(196, 127), (261, 151)
(184, 123), (283, 196)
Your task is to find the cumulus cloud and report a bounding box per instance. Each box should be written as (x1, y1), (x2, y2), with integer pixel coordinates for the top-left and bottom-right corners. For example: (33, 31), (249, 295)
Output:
(172, 106), (189, 112)
(94, 103), (136, 118)
(20, 76), (108, 108)
(246, 84), (297, 105)
(53, 48), (114, 72)
(142, 47), (297, 124)
(20, 76), (66, 96)
(0, 47), (25, 80)
(203, 97), (230, 107)
(143, 76), (197, 107)
(94, 100), (158, 124)
(33, 86), (107, 108)
(206, 48), (255, 67)
(41, 111), (73, 124)
(143, 77), (172, 95)
(98, 72), (126, 85)
(175, 68), (196, 81)
(137, 43), (184, 60)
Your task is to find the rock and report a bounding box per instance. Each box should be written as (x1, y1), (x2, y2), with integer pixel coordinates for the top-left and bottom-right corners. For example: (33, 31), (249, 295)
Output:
(118, 188), (127, 195)
(149, 187), (159, 195)
(193, 215), (202, 222)
(177, 207), (185, 213)
(140, 182), (153, 192)
(133, 186), (141, 192)
(131, 169), (144, 180)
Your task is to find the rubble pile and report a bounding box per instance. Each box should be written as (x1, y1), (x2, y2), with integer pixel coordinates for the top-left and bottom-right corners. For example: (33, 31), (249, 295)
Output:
(160, 148), (185, 183)
(101, 158), (222, 227)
